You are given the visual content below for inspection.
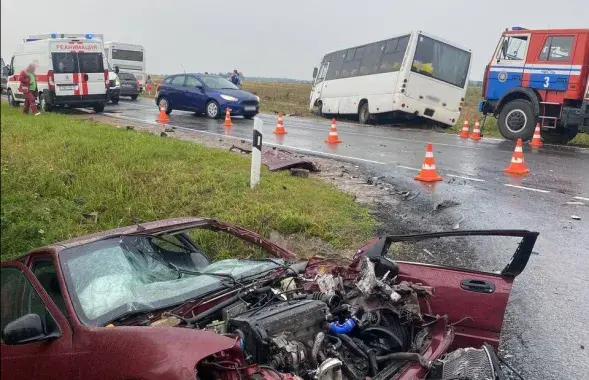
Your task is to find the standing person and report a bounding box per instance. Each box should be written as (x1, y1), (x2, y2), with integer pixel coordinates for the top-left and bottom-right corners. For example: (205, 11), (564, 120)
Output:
(145, 75), (155, 96)
(229, 69), (242, 88)
(19, 63), (40, 116)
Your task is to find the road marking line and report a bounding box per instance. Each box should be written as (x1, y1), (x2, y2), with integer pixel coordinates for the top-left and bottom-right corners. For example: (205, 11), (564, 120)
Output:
(447, 174), (486, 182)
(397, 165), (420, 171)
(504, 184), (550, 193)
(573, 196), (589, 201)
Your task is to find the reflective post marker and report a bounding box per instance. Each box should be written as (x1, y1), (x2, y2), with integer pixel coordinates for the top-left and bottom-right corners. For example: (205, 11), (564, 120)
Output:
(251, 117), (263, 188)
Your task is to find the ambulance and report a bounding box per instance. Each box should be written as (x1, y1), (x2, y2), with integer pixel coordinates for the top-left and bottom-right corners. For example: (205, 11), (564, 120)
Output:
(6, 33), (109, 113)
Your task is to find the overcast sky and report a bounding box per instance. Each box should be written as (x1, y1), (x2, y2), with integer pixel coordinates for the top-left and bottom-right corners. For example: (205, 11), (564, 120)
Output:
(2, 0), (587, 80)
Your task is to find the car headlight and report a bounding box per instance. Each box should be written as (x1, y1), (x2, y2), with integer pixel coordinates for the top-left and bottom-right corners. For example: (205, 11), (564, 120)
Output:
(256, 95), (260, 102)
(220, 95), (238, 102)
(115, 78), (120, 86)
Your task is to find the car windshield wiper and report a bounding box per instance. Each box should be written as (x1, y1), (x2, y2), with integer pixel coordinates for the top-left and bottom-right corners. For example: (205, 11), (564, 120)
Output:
(166, 262), (242, 287)
(104, 307), (158, 326)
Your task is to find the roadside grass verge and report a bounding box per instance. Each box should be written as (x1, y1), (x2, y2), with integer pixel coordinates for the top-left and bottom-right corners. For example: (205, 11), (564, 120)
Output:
(0, 103), (375, 261)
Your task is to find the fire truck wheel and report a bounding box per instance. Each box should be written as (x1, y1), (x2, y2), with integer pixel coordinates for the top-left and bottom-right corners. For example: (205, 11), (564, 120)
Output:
(540, 128), (578, 144)
(498, 99), (536, 141)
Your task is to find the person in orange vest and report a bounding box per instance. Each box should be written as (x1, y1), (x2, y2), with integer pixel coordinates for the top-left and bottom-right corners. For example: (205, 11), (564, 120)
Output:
(19, 63), (40, 116)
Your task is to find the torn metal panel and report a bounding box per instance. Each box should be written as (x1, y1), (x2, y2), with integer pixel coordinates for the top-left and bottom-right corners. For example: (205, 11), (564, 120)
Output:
(262, 149), (320, 172)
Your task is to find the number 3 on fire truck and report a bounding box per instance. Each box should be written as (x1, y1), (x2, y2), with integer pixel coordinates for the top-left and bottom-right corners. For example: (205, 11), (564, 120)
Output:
(543, 76), (550, 88)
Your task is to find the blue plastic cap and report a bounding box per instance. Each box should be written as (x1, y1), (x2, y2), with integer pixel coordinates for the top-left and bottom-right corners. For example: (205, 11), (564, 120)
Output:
(85, 34), (93, 39)
(329, 318), (356, 334)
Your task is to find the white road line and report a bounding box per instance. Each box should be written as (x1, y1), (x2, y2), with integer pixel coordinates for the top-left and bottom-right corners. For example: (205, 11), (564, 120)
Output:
(447, 174), (486, 182)
(397, 165), (420, 171)
(504, 184), (550, 193)
(573, 196), (589, 201)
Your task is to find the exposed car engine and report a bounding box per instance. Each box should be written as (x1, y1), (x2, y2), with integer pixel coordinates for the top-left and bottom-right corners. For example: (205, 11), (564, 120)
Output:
(177, 256), (504, 380)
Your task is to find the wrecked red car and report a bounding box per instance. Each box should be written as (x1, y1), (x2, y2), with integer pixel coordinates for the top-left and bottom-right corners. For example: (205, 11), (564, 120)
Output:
(0, 217), (537, 380)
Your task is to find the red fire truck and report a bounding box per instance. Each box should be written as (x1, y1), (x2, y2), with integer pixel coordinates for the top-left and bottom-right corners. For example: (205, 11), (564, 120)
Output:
(479, 27), (589, 143)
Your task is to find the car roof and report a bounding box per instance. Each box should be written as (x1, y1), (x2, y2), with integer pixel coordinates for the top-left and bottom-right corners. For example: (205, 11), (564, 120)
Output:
(18, 217), (212, 259)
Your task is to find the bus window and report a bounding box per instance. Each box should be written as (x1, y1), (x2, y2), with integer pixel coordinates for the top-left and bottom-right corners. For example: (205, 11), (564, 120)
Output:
(359, 42), (383, 75)
(412, 34), (471, 88)
(341, 60), (360, 78)
(379, 36), (409, 73)
(326, 50), (345, 80)
(344, 49), (355, 61)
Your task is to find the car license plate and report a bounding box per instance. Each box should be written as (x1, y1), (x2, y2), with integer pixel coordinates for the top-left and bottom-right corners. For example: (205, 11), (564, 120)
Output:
(59, 85), (77, 91)
(244, 106), (256, 112)
(122, 84), (133, 88)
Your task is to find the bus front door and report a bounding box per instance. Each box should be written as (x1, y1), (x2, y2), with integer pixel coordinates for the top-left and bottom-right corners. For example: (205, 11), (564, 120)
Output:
(310, 62), (329, 112)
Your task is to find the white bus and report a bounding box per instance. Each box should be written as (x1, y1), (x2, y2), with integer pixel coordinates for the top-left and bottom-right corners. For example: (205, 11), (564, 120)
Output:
(104, 42), (146, 86)
(310, 30), (472, 126)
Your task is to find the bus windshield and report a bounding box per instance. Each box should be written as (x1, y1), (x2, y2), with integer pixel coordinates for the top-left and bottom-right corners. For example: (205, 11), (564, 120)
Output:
(411, 34), (470, 88)
(112, 49), (143, 62)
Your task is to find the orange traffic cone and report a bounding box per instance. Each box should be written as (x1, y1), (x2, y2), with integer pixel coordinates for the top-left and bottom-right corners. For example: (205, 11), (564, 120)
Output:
(504, 139), (530, 175)
(459, 118), (470, 138)
(273, 112), (287, 135)
(223, 108), (233, 127)
(157, 106), (169, 123)
(529, 123), (543, 148)
(414, 143), (443, 182)
(325, 119), (342, 144)
(470, 119), (481, 141)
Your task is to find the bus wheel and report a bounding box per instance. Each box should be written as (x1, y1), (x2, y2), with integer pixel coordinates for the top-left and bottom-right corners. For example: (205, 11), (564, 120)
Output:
(498, 99), (535, 140)
(316, 101), (323, 117)
(540, 127), (578, 145)
(359, 102), (372, 125)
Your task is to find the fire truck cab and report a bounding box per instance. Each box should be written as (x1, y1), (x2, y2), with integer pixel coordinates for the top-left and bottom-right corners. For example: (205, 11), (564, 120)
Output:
(479, 27), (589, 143)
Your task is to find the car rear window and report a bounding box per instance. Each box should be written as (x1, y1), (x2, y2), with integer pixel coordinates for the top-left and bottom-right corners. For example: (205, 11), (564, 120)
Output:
(118, 73), (136, 80)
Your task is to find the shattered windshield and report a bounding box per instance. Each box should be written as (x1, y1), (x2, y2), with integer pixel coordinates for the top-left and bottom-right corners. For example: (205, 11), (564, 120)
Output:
(58, 235), (282, 326)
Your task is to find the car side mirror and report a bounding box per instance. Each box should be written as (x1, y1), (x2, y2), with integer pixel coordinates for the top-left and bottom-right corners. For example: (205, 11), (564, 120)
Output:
(312, 67), (318, 79)
(114, 66), (120, 74)
(2, 314), (49, 345)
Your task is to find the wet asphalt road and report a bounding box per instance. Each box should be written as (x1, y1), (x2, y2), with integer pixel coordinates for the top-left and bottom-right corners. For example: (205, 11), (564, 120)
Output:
(103, 98), (588, 379)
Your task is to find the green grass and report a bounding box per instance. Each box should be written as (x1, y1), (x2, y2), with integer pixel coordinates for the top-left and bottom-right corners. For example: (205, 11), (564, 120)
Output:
(0, 103), (375, 261)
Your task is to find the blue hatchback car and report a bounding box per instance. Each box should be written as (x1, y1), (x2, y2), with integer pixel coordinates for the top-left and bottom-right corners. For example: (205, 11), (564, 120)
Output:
(155, 74), (260, 119)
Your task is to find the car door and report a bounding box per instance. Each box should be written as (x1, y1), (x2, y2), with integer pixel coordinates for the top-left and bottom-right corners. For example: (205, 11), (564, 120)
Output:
(183, 75), (207, 113)
(355, 230), (538, 351)
(486, 33), (530, 101)
(168, 75), (187, 110)
(77, 52), (106, 99)
(1, 262), (75, 380)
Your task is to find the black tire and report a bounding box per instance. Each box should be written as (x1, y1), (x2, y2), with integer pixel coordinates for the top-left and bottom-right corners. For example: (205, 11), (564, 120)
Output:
(110, 96), (120, 105)
(157, 97), (172, 114)
(130, 95), (138, 100)
(498, 99), (536, 140)
(359, 101), (372, 125)
(205, 100), (221, 119)
(540, 127), (578, 145)
(7, 89), (18, 107)
(93, 103), (105, 113)
(40, 92), (53, 112)
(316, 101), (324, 117)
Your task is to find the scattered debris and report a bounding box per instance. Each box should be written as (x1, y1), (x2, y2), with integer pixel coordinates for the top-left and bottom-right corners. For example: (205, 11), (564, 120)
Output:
(125, 125), (135, 130)
(571, 215), (581, 220)
(262, 149), (319, 172)
(405, 190), (420, 201)
(452, 214), (465, 230)
(229, 145), (252, 154)
(423, 248), (434, 258)
(566, 201), (585, 206)
(290, 168), (310, 178)
(367, 176), (380, 185)
(160, 132), (168, 137)
(434, 199), (460, 212)
(165, 126), (174, 133)
(82, 211), (99, 224)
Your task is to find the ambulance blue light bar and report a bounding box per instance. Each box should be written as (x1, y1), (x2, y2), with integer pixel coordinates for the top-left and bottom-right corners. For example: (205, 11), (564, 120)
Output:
(512, 26), (527, 31)
(85, 34), (93, 39)
(51, 33), (58, 38)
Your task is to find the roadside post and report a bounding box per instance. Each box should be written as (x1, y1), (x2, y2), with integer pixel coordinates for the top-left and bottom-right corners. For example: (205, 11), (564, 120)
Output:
(251, 117), (263, 188)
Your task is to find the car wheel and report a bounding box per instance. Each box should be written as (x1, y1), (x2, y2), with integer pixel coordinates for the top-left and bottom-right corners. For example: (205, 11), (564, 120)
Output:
(130, 95), (138, 100)
(359, 101), (372, 125)
(158, 97), (172, 114)
(111, 96), (120, 105)
(93, 103), (105, 113)
(40, 92), (52, 112)
(498, 99), (536, 141)
(540, 127), (578, 145)
(7, 89), (18, 107)
(206, 100), (221, 119)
